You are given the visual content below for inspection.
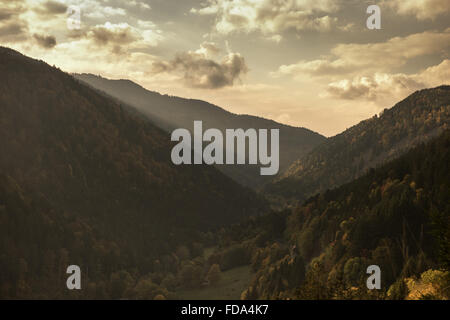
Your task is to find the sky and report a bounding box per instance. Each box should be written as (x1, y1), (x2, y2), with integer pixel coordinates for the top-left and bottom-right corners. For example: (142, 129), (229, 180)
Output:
(0, 0), (449, 136)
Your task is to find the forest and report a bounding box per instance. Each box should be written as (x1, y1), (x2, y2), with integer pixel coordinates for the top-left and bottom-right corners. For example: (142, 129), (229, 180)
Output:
(0, 47), (265, 299)
(0, 46), (449, 300)
(267, 85), (450, 206)
(227, 131), (450, 299)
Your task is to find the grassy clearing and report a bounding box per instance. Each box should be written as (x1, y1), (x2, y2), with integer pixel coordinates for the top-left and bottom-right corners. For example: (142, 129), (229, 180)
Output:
(176, 265), (253, 300)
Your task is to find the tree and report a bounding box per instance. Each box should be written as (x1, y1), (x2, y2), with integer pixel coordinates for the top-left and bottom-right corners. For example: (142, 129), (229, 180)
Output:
(207, 264), (222, 286)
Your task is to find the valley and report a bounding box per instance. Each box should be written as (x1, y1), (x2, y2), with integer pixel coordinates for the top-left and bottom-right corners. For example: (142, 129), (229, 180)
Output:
(0, 46), (448, 300)
(74, 73), (325, 189)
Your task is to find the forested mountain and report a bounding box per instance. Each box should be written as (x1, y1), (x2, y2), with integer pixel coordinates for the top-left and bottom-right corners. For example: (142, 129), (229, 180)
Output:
(210, 131), (449, 299)
(1, 45), (448, 300)
(74, 73), (326, 188)
(267, 86), (450, 204)
(0, 47), (266, 298)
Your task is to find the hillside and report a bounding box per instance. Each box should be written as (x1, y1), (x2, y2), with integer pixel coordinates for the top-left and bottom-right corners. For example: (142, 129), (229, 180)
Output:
(0, 47), (266, 298)
(73, 73), (326, 188)
(266, 86), (450, 204)
(210, 131), (450, 299)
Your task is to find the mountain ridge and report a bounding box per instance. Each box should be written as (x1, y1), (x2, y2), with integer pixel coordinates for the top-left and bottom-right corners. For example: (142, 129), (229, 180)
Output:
(241, 129), (450, 299)
(0, 46), (266, 298)
(266, 85), (450, 204)
(74, 73), (327, 189)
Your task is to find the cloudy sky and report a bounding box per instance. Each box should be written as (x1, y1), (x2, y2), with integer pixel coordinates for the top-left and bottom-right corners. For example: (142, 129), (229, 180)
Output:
(1, 0), (449, 136)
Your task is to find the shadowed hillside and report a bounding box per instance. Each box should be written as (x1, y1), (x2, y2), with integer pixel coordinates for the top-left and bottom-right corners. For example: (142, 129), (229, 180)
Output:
(74, 73), (326, 189)
(0, 47), (266, 298)
(211, 131), (450, 300)
(267, 86), (450, 205)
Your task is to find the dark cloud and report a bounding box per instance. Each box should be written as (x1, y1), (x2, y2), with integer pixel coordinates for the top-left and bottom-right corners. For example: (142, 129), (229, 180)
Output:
(326, 82), (372, 100)
(0, 0), (28, 43)
(0, 23), (26, 37)
(67, 29), (88, 39)
(0, 22), (28, 42)
(33, 34), (57, 49)
(0, 2), (27, 23)
(0, 12), (13, 21)
(90, 25), (137, 46)
(152, 50), (248, 89)
(34, 1), (68, 15)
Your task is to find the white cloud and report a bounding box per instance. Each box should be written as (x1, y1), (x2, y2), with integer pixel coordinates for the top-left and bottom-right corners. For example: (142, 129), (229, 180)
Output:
(326, 60), (450, 102)
(331, 30), (450, 70)
(191, 0), (340, 36)
(127, 0), (151, 10)
(267, 34), (282, 43)
(273, 58), (350, 78)
(384, 0), (450, 20)
(84, 5), (126, 19)
(273, 30), (450, 79)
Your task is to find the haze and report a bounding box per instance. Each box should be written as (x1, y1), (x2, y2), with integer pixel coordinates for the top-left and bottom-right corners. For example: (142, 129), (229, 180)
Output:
(0, 0), (449, 136)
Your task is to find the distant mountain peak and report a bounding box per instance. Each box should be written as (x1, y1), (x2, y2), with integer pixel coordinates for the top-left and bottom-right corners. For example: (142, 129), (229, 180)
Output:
(74, 72), (326, 189)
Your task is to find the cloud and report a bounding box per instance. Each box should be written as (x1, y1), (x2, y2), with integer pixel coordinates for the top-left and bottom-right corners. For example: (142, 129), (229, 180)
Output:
(326, 60), (450, 101)
(85, 6), (126, 19)
(0, 22), (28, 42)
(194, 41), (221, 57)
(0, 1), (28, 42)
(89, 22), (138, 46)
(127, 0), (151, 10)
(0, 0), (164, 62)
(86, 22), (163, 53)
(191, 0), (340, 36)
(274, 113), (292, 124)
(151, 42), (248, 89)
(33, 1), (67, 15)
(327, 75), (422, 100)
(267, 34), (282, 43)
(271, 29), (450, 108)
(273, 58), (350, 78)
(0, 22), (26, 37)
(65, 1), (128, 20)
(384, 0), (450, 20)
(1, 0), (447, 138)
(273, 30), (450, 79)
(0, 12), (13, 21)
(330, 30), (450, 69)
(33, 33), (56, 48)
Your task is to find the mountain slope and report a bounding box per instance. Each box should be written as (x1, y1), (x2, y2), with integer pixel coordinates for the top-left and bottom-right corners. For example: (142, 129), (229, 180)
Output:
(267, 86), (450, 204)
(0, 47), (266, 298)
(216, 130), (450, 299)
(73, 73), (326, 188)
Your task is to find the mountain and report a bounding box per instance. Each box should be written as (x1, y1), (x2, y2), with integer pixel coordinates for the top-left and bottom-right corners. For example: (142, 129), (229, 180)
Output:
(215, 130), (450, 299)
(0, 47), (266, 298)
(266, 86), (450, 204)
(73, 73), (326, 189)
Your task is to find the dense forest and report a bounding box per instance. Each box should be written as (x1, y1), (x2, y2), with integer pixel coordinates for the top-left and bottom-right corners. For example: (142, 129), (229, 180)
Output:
(214, 131), (449, 299)
(267, 86), (450, 205)
(0, 47), (266, 298)
(0, 46), (448, 300)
